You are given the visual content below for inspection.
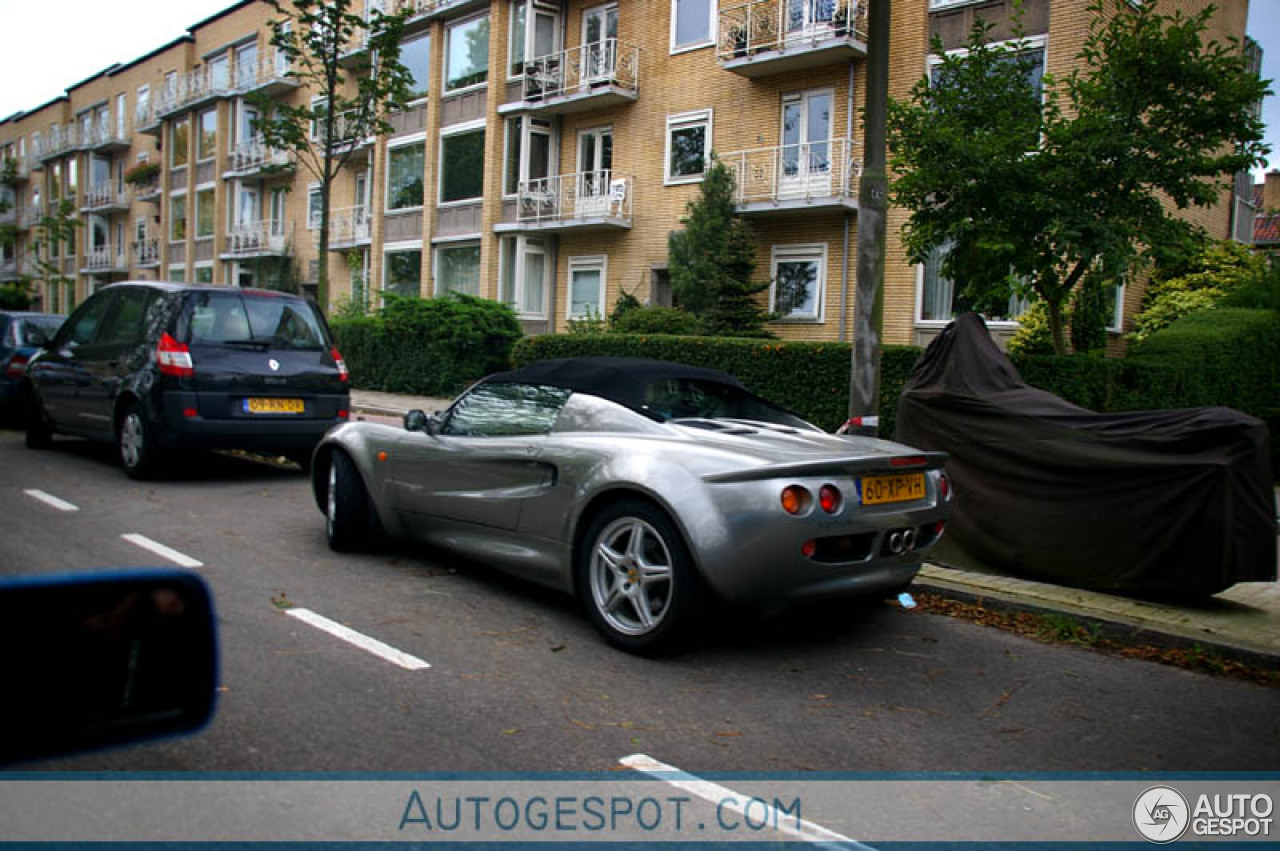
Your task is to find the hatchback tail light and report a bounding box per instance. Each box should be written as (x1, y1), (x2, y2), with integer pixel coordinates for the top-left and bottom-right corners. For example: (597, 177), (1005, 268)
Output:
(331, 346), (349, 383)
(156, 332), (194, 377)
(5, 354), (29, 378)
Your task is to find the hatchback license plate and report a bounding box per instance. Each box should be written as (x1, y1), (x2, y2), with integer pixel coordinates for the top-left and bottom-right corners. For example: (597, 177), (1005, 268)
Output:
(245, 397), (304, 414)
(860, 473), (926, 505)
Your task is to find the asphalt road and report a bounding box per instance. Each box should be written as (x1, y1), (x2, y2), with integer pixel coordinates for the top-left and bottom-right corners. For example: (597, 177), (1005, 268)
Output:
(2, 430), (1276, 773)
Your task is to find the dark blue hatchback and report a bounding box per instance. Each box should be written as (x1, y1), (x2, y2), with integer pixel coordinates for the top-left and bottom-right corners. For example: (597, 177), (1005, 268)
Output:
(0, 311), (64, 413)
(22, 282), (350, 478)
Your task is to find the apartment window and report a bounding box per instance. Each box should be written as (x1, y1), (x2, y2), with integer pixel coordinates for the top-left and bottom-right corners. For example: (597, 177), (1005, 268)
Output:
(209, 52), (230, 91)
(384, 246), (422, 298)
(499, 236), (549, 317)
(195, 187), (215, 238)
(440, 126), (485, 204)
(270, 187), (287, 227)
(66, 159), (77, 197)
(509, 2), (559, 76)
(116, 94), (127, 138)
(931, 36), (1047, 100)
(198, 109), (218, 161)
(446, 15), (490, 91)
(402, 33), (432, 99)
(916, 241), (1028, 324)
(168, 265), (186, 283)
(504, 116), (552, 195)
(307, 185), (322, 230)
(136, 85), (150, 125)
(435, 241), (481, 297)
(1107, 282), (1126, 333)
(194, 264), (214, 284)
(665, 109), (711, 184)
(49, 162), (61, 201)
(567, 255), (606, 319)
(671, 0), (714, 52)
(170, 193), (188, 242)
(770, 244), (826, 322)
(236, 42), (259, 88)
(387, 142), (425, 211)
(171, 118), (190, 168)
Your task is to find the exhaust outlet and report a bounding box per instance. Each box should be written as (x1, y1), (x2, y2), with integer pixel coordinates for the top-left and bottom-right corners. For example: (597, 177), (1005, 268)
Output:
(884, 528), (917, 556)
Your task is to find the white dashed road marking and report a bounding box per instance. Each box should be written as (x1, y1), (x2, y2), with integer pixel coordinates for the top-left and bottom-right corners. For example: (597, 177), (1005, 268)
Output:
(120, 533), (204, 568)
(24, 489), (79, 512)
(285, 607), (431, 670)
(620, 753), (869, 848)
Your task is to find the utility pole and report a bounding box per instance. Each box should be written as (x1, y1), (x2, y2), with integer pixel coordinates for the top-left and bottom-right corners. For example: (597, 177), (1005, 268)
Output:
(848, 0), (890, 436)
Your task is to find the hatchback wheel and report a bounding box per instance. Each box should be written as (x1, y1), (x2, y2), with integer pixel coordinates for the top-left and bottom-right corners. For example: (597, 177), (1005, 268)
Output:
(326, 451), (371, 551)
(24, 388), (53, 450)
(119, 403), (161, 480)
(576, 500), (703, 654)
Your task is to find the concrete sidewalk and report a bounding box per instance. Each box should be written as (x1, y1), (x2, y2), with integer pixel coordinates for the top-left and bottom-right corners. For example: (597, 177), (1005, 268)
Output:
(350, 388), (1280, 667)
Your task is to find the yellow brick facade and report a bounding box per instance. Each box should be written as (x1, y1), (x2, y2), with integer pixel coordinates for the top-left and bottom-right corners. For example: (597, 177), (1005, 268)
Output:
(0, 0), (1254, 349)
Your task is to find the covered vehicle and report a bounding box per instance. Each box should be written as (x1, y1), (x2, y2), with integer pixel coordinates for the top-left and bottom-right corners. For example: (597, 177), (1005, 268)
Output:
(896, 312), (1276, 597)
(312, 357), (952, 652)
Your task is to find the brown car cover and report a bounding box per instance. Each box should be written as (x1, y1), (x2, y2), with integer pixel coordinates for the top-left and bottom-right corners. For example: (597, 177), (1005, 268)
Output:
(896, 312), (1277, 595)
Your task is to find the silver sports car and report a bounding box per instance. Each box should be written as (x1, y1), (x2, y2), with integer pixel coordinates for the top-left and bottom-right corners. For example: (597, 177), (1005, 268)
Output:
(311, 357), (952, 652)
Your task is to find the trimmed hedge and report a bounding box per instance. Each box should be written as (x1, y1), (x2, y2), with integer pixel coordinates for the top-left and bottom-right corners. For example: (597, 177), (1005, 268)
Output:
(331, 295), (521, 397)
(511, 333), (922, 436)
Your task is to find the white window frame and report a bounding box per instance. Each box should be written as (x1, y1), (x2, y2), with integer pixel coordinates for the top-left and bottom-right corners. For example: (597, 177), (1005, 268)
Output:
(193, 261), (215, 284)
(433, 239), (483, 297)
(769, 243), (827, 323)
(499, 235), (550, 319)
(169, 190), (188, 243)
(437, 120), (486, 207)
(386, 133), (427, 213)
(912, 248), (1026, 329)
(566, 254), (607, 321)
(167, 264), (186, 283)
(1108, 281), (1126, 333)
(307, 183), (322, 230)
(504, 115), (555, 198)
(193, 183), (217, 240)
(383, 240), (424, 302)
(444, 13), (491, 95)
(670, 0), (716, 54)
(401, 31), (432, 103)
(664, 108), (712, 185)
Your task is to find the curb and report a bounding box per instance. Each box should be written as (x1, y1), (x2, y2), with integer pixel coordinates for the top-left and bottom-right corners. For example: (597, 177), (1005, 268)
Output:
(912, 574), (1280, 672)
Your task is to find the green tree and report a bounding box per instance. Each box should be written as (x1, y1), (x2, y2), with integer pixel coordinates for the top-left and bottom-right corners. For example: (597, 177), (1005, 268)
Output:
(13, 200), (82, 312)
(888, 0), (1270, 354)
(249, 0), (415, 312)
(667, 158), (773, 337)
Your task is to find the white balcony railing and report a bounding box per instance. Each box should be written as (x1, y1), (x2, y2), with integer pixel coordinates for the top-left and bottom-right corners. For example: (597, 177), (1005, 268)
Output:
(326, 206), (372, 247)
(722, 138), (861, 206)
(36, 124), (80, 161)
(133, 238), (161, 267)
(514, 171), (632, 227)
(225, 219), (292, 257)
(718, 0), (864, 61)
(521, 39), (639, 103)
(84, 117), (131, 149)
(85, 245), (128, 273)
(227, 136), (294, 175)
(154, 65), (239, 119)
(83, 182), (129, 211)
(234, 49), (295, 92)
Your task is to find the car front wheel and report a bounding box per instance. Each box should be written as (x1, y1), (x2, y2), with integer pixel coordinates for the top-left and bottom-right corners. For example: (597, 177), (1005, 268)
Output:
(576, 499), (703, 654)
(326, 450), (371, 552)
(119, 403), (161, 480)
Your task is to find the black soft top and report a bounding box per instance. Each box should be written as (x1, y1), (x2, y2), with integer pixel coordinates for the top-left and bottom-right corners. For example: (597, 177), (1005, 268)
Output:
(484, 357), (747, 412)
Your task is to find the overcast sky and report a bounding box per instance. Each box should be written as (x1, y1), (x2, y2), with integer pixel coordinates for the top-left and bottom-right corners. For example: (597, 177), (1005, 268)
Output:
(0, 0), (1277, 180)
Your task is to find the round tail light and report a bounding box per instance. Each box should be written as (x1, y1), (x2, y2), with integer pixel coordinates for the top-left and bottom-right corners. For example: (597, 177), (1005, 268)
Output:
(818, 484), (842, 514)
(780, 485), (811, 515)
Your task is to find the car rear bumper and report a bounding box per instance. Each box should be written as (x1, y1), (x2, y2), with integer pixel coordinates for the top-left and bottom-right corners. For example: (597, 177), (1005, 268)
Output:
(154, 391), (348, 452)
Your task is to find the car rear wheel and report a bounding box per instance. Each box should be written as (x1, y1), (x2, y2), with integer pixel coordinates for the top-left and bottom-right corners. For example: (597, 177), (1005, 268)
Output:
(119, 403), (162, 480)
(326, 451), (371, 552)
(24, 388), (53, 450)
(577, 499), (702, 654)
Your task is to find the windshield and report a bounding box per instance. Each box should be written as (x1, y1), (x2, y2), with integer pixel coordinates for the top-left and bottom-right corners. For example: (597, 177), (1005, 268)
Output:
(183, 293), (329, 350)
(643, 378), (817, 430)
(19, 317), (63, 346)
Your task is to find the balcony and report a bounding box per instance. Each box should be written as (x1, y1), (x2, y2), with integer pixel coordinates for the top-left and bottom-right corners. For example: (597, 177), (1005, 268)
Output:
(495, 171), (632, 234)
(718, 0), (867, 77)
(325, 206), (372, 250)
(723, 138), (861, 216)
(153, 66), (238, 121)
(235, 50), (298, 98)
(81, 245), (129, 276)
(1, 157), (29, 185)
(36, 124), (80, 163)
(133, 238), (161, 268)
(81, 183), (130, 214)
(20, 203), (43, 229)
(399, 0), (487, 31)
(137, 101), (162, 136)
(134, 178), (162, 203)
(500, 40), (639, 117)
(221, 220), (293, 259)
(84, 121), (131, 153)
(224, 137), (295, 179)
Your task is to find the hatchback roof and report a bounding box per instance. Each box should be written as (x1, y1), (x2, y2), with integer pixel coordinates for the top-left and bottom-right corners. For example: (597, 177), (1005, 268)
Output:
(102, 281), (312, 300)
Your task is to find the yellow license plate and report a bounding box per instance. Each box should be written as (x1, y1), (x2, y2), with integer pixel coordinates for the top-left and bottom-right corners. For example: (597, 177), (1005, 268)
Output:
(860, 473), (926, 505)
(246, 397), (304, 414)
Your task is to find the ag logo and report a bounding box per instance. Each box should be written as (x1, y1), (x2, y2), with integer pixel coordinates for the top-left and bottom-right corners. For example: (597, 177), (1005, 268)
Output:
(1134, 786), (1190, 843)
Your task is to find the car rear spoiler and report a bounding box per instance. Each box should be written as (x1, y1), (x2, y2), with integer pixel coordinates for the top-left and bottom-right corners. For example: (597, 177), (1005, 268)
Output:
(701, 451), (948, 484)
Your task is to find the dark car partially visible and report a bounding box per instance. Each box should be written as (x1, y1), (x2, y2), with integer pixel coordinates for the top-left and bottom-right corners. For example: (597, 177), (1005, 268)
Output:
(22, 282), (349, 478)
(0, 311), (64, 417)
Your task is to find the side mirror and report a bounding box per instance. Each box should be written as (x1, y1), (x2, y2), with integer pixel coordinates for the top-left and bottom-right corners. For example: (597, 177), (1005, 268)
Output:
(404, 409), (441, 435)
(0, 569), (219, 766)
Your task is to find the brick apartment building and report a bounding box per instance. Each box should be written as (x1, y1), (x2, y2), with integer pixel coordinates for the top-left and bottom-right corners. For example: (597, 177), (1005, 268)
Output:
(0, 0), (1259, 347)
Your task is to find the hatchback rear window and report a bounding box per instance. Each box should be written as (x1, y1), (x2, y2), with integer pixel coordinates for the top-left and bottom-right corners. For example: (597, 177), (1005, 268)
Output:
(183, 293), (329, 350)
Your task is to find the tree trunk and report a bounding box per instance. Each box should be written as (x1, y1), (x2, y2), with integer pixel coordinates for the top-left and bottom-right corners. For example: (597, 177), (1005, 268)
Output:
(1047, 298), (1068, 356)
